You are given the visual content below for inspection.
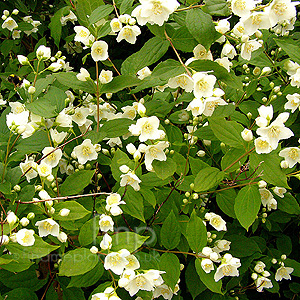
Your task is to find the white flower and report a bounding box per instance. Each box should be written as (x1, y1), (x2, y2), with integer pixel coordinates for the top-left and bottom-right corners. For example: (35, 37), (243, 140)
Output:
(0, 235), (9, 245)
(187, 98), (205, 117)
(132, 0), (180, 26)
(167, 74), (194, 92)
(254, 137), (273, 154)
(99, 214), (114, 232)
(100, 233), (112, 250)
(129, 116), (165, 142)
(37, 162), (52, 177)
(17, 55), (29, 65)
(49, 128), (68, 145)
(125, 254), (140, 270)
(99, 70), (113, 84)
(193, 72), (216, 98)
(254, 261), (266, 273)
(35, 218), (60, 237)
(72, 107), (90, 126)
(6, 111), (29, 128)
(259, 188), (275, 207)
(7, 211), (18, 226)
(241, 128), (253, 141)
(240, 38), (262, 61)
(2, 17), (18, 31)
(124, 273), (154, 296)
(221, 43), (237, 59)
(153, 284), (174, 300)
(104, 249), (130, 275)
(56, 111), (73, 127)
(255, 276), (273, 292)
(279, 147), (300, 168)
(256, 113), (293, 150)
(140, 141), (169, 171)
(20, 156), (38, 182)
(242, 12), (272, 36)
(201, 258), (214, 273)
(42, 147), (62, 168)
(120, 171), (141, 191)
(231, 0), (256, 17)
(290, 68), (300, 88)
(214, 253), (241, 282)
(265, 0), (298, 27)
(215, 57), (233, 72)
(137, 67), (152, 80)
(214, 239), (231, 253)
(110, 18), (122, 32)
(216, 19), (230, 35)
(193, 44), (213, 60)
(205, 212), (227, 231)
(36, 45), (51, 60)
(116, 25), (141, 44)
(60, 10), (77, 25)
(57, 232), (68, 243)
(16, 229), (35, 246)
(48, 62), (62, 72)
(74, 26), (92, 45)
(232, 21), (245, 37)
(92, 287), (121, 300)
(73, 139), (98, 165)
(275, 266), (294, 281)
(77, 68), (91, 81)
(59, 208), (70, 217)
(105, 193), (125, 216)
(202, 96), (227, 117)
(285, 93), (300, 112)
(91, 40), (109, 62)
(273, 186), (287, 198)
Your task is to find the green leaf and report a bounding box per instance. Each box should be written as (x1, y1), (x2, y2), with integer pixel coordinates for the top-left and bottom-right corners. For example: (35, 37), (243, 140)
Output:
(99, 118), (134, 138)
(194, 167), (225, 192)
(210, 118), (247, 149)
(203, 0), (231, 16)
(53, 201), (91, 221)
(123, 187), (145, 222)
(160, 210), (181, 250)
(89, 5), (114, 25)
(4, 288), (38, 300)
(186, 211), (207, 253)
(185, 260), (207, 299)
(140, 188), (156, 207)
(186, 8), (220, 50)
(221, 148), (248, 173)
(76, 0), (104, 27)
(0, 254), (33, 273)
(60, 170), (95, 196)
(59, 248), (99, 276)
(195, 259), (222, 294)
(68, 262), (104, 287)
(119, 0), (134, 14)
(111, 232), (149, 253)
(6, 235), (59, 259)
(189, 60), (243, 90)
(100, 75), (141, 93)
(49, 7), (70, 47)
(274, 37), (300, 64)
(226, 235), (261, 257)
(55, 72), (96, 94)
(216, 189), (236, 218)
(33, 76), (55, 100)
(234, 185), (261, 230)
(152, 157), (177, 180)
(277, 193), (300, 215)
(121, 37), (169, 75)
(26, 86), (66, 118)
(170, 26), (198, 52)
(159, 253), (180, 290)
(285, 259), (300, 277)
(249, 152), (288, 188)
(78, 216), (100, 246)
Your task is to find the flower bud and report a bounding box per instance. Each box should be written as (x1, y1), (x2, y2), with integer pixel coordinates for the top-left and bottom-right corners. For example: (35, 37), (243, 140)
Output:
(17, 55), (29, 65)
(20, 217), (30, 227)
(28, 86), (36, 94)
(119, 165), (130, 173)
(59, 208), (70, 217)
(164, 119), (170, 125)
(271, 258), (277, 264)
(241, 129), (253, 142)
(253, 67), (261, 76)
(185, 192), (190, 198)
(58, 232), (68, 243)
(27, 212), (35, 220)
(203, 140), (211, 146)
(13, 185), (21, 192)
(90, 246), (99, 254)
(197, 150), (206, 157)
(7, 211), (18, 226)
(280, 160), (289, 169)
(281, 254), (287, 260)
(251, 273), (258, 280)
(261, 67), (271, 76)
(126, 143), (136, 155)
(247, 112), (252, 119)
(258, 180), (267, 188)
(183, 199), (188, 204)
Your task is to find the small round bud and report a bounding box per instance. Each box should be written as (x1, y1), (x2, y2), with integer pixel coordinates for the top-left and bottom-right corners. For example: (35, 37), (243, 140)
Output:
(262, 97), (268, 102)
(53, 187), (58, 193)
(269, 82), (274, 88)
(245, 68), (250, 74)
(2, 15), (7, 20)
(277, 91), (282, 96)
(273, 86), (280, 93)
(49, 207), (55, 214)
(255, 30), (262, 38)
(20, 217), (30, 227)
(180, 264), (185, 271)
(280, 160), (289, 169)
(220, 142), (226, 148)
(106, 93), (112, 99)
(256, 87), (262, 91)
(207, 238), (213, 243)
(184, 133), (189, 139)
(262, 213), (267, 218)
(120, 165), (130, 173)
(13, 185), (21, 192)
(253, 67), (261, 76)
(58, 232), (68, 243)
(78, 164), (84, 170)
(170, 150), (174, 155)
(281, 254), (287, 260)
(262, 270), (270, 277)
(183, 199), (188, 204)
(185, 192), (190, 198)
(251, 273), (258, 280)
(261, 67), (272, 76)
(164, 119), (170, 125)
(47, 174), (55, 182)
(192, 193), (199, 200)
(262, 218), (266, 223)
(45, 200), (53, 208)
(243, 64), (248, 69)
(97, 173), (102, 180)
(258, 180), (267, 188)
(102, 149), (110, 156)
(211, 234), (217, 239)
(190, 183), (195, 190)
(247, 112), (252, 119)
(271, 95), (277, 101)
(197, 150), (205, 157)
(3, 10), (9, 16)
(27, 212), (35, 220)
(59, 208), (70, 217)
(271, 50), (276, 55)
(271, 258), (277, 264)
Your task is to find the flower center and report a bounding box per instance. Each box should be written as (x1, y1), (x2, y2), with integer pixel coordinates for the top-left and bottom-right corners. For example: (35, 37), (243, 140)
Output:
(136, 276), (146, 287)
(274, 3), (287, 15)
(43, 222), (54, 231)
(152, 2), (163, 15)
(82, 146), (92, 156)
(288, 148), (299, 160)
(79, 30), (88, 37)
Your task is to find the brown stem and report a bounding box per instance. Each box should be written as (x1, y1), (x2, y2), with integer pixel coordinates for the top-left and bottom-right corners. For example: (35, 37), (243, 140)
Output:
(176, 4), (204, 12)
